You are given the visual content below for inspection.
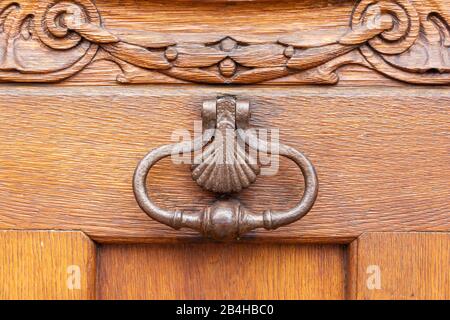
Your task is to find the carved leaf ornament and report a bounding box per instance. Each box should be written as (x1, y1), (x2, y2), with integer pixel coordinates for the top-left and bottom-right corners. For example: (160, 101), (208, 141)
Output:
(0, 0), (449, 84)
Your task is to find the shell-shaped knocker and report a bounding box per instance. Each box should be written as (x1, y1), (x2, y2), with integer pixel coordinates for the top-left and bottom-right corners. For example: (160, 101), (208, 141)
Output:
(133, 95), (318, 241)
(192, 96), (260, 193)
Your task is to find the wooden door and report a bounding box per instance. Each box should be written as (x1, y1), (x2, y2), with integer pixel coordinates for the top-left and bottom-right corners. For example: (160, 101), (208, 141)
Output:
(0, 0), (449, 300)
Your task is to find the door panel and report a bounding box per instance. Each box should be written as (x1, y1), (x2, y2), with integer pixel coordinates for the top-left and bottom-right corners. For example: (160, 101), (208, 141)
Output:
(1, 231), (449, 299)
(97, 243), (345, 300)
(348, 232), (450, 300)
(0, 231), (96, 300)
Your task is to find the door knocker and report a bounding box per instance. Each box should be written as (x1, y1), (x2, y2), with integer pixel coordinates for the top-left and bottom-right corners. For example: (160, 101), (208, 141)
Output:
(133, 96), (318, 240)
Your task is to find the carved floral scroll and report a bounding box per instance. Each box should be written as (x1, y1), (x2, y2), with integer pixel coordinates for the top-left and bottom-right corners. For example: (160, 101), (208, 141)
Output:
(0, 0), (449, 84)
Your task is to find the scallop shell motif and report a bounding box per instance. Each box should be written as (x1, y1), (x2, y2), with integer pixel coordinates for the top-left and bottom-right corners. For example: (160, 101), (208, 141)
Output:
(192, 130), (260, 194)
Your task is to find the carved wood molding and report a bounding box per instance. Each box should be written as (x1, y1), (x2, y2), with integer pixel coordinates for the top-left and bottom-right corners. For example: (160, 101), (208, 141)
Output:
(0, 0), (449, 84)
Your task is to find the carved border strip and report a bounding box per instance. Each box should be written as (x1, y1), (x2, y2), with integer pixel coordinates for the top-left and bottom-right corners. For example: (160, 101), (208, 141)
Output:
(0, 0), (449, 84)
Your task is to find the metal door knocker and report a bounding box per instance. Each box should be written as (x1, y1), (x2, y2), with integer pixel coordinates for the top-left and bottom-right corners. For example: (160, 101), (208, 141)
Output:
(133, 95), (318, 240)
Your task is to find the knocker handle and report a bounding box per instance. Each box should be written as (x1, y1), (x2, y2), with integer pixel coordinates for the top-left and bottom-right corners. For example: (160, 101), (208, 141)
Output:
(133, 96), (318, 241)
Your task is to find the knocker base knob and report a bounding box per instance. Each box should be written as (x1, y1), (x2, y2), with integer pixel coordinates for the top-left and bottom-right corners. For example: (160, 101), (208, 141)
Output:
(200, 199), (266, 241)
(201, 199), (243, 241)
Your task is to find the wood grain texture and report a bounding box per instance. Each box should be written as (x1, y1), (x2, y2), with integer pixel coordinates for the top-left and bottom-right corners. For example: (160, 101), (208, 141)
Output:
(348, 232), (450, 300)
(97, 243), (345, 299)
(0, 86), (448, 243)
(2, 0), (450, 85)
(0, 230), (96, 300)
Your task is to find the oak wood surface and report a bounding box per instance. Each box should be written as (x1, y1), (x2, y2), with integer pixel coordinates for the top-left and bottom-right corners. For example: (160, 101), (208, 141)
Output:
(0, 86), (448, 243)
(0, 0), (448, 301)
(0, 230), (96, 300)
(97, 243), (345, 299)
(348, 232), (450, 300)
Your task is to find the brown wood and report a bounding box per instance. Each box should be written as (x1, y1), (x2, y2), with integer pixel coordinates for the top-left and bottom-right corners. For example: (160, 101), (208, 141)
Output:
(97, 243), (345, 299)
(0, 0), (449, 300)
(347, 232), (450, 300)
(0, 230), (96, 300)
(0, 86), (448, 243)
